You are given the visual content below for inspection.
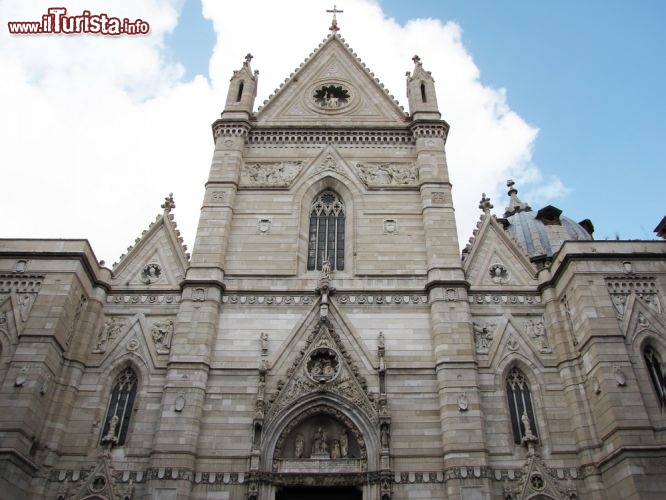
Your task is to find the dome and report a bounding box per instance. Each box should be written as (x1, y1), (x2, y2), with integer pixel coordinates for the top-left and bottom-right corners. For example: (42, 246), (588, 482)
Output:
(500, 181), (593, 262)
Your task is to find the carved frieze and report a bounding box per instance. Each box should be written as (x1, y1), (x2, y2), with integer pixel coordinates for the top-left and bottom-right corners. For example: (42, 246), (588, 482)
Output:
(223, 295), (314, 305)
(468, 294), (541, 305)
(336, 294), (427, 305)
(106, 294), (180, 305)
(355, 163), (418, 187)
(241, 161), (303, 187)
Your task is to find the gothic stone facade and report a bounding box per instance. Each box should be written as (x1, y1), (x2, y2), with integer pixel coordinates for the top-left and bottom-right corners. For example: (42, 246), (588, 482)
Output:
(1, 33), (666, 500)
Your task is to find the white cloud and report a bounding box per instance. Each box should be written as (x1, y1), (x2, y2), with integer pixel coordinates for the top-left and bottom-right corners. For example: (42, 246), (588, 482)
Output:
(0, 0), (561, 265)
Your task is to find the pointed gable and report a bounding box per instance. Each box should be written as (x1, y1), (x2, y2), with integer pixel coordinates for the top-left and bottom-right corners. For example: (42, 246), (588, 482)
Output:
(256, 34), (408, 127)
(464, 215), (537, 288)
(110, 194), (189, 290)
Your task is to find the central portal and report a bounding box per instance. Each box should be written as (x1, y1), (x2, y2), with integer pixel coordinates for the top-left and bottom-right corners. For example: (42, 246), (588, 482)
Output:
(276, 486), (362, 500)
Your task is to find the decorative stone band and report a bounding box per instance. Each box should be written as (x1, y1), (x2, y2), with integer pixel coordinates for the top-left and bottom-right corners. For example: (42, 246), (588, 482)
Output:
(410, 123), (449, 139)
(50, 465), (584, 485)
(0, 274), (43, 293)
(105, 294), (181, 305)
(212, 122), (251, 139)
(246, 129), (415, 146)
(336, 294), (428, 305)
(468, 294), (542, 305)
(223, 295), (315, 305)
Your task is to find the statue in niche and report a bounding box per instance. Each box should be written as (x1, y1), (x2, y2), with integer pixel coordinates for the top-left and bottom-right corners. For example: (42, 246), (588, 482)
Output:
(294, 433), (305, 458)
(521, 411), (537, 444)
(260, 332), (269, 356)
(340, 431), (349, 458)
(311, 426), (330, 457)
(380, 424), (390, 448)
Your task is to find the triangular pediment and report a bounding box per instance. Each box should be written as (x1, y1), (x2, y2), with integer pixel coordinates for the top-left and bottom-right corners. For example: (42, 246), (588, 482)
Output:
(266, 308), (378, 425)
(464, 216), (537, 289)
(256, 34), (407, 127)
(623, 294), (666, 345)
(487, 315), (547, 370)
(92, 313), (171, 369)
(111, 208), (188, 290)
(289, 144), (368, 192)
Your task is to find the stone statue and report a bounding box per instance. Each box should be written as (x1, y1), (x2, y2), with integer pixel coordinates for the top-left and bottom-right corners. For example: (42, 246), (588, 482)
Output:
(381, 424), (390, 447)
(260, 332), (269, 356)
(340, 431), (349, 458)
(521, 411), (536, 442)
(102, 415), (119, 444)
(331, 439), (340, 459)
(294, 433), (304, 458)
(321, 259), (332, 280)
(312, 427), (323, 456)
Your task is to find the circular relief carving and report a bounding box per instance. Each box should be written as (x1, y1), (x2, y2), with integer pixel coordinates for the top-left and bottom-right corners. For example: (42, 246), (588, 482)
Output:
(313, 83), (351, 110)
(489, 263), (510, 284)
(306, 347), (340, 383)
(90, 474), (107, 493)
(140, 263), (162, 284)
(530, 473), (545, 491)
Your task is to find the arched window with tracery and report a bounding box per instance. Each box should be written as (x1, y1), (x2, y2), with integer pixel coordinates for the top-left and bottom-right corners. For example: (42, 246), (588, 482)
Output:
(100, 367), (138, 446)
(644, 345), (666, 409)
(307, 191), (345, 271)
(506, 367), (538, 444)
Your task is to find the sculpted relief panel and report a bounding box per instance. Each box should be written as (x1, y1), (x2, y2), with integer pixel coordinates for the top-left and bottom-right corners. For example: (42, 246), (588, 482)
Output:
(355, 162), (418, 187)
(241, 161), (303, 187)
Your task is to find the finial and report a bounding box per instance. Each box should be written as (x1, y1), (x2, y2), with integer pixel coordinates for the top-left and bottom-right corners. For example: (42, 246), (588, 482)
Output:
(503, 179), (531, 217)
(326, 4), (343, 32)
(161, 193), (175, 213)
(244, 53), (253, 66)
(479, 193), (493, 215)
(412, 54), (421, 65)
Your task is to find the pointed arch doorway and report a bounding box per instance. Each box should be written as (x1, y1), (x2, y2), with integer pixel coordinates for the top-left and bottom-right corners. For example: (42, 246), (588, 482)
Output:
(276, 486), (362, 500)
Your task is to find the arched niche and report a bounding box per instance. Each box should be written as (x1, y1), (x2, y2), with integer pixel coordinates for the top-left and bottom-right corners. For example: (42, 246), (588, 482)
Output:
(263, 394), (380, 475)
(273, 405), (366, 473)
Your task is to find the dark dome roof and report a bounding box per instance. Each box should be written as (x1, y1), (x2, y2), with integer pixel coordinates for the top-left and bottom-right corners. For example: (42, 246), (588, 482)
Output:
(504, 208), (593, 260)
(500, 181), (593, 261)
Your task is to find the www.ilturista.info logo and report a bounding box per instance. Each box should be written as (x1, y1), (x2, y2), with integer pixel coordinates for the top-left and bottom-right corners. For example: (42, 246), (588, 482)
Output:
(7, 8), (150, 35)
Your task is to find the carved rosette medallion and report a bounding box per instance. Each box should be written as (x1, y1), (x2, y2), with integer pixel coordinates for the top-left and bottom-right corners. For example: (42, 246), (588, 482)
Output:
(312, 83), (352, 111)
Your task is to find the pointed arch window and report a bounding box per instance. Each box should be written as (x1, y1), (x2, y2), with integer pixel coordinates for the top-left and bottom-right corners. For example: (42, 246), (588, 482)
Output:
(100, 367), (138, 446)
(506, 367), (538, 444)
(307, 191), (345, 271)
(644, 345), (666, 409)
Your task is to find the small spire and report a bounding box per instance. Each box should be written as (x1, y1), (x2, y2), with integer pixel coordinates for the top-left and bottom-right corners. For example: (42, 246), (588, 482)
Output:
(479, 193), (493, 215)
(244, 53), (253, 66)
(326, 4), (343, 33)
(504, 179), (531, 217)
(412, 54), (421, 65)
(161, 193), (175, 213)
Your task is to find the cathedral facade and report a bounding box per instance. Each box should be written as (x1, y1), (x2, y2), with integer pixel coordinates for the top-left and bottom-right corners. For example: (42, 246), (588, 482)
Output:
(1, 27), (666, 500)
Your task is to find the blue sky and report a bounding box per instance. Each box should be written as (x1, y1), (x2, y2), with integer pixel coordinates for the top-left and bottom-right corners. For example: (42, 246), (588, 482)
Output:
(1, 0), (664, 265)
